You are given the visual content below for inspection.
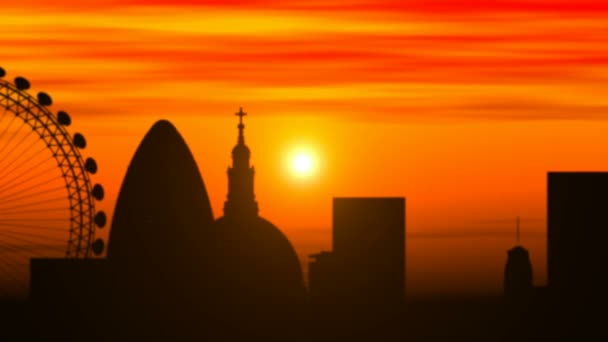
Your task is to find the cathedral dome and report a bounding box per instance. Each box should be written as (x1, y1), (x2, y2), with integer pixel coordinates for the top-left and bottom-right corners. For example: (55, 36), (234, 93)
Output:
(201, 215), (307, 340)
(203, 215), (306, 339)
(206, 215), (306, 312)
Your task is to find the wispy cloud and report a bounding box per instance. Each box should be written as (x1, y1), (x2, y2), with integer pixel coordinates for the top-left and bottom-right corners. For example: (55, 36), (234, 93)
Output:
(1, 1), (606, 121)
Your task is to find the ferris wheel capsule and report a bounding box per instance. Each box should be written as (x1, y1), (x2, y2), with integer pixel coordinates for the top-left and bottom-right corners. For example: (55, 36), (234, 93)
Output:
(85, 157), (98, 174)
(14, 77), (30, 90)
(57, 111), (71, 126)
(92, 184), (104, 200)
(0, 67), (5, 78)
(94, 211), (107, 228)
(37, 92), (52, 106)
(91, 239), (105, 256)
(73, 133), (86, 148)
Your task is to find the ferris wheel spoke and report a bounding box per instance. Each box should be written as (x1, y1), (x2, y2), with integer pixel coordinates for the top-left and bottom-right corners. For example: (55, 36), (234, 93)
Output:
(0, 189), (65, 207)
(0, 264), (28, 286)
(0, 197), (66, 212)
(0, 176), (63, 196)
(0, 161), (56, 192)
(0, 244), (44, 265)
(0, 228), (66, 241)
(0, 221), (70, 229)
(0, 196), (69, 212)
(0, 259), (26, 288)
(0, 240), (62, 260)
(0, 217), (66, 223)
(0, 239), (64, 254)
(0, 242), (65, 254)
(0, 128), (35, 167)
(0, 256), (25, 276)
(0, 146), (52, 184)
(0, 164), (58, 195)
(0, 114), (18, 142)
(0, 181), (64, 203)
(0, 145), (52, 183)
(0, 248), (27, 265)
(0, 239), (67, 256)
(0, 221), (67, 227)
(0, 245), (60, 266)
(0, 109), (10, 125)
(0, 242), (65, 257)
(0, 229), (68, 244)
(0, 207), (67, 216)
(0, 133), (45, 171)
(0, 118), (28, 157)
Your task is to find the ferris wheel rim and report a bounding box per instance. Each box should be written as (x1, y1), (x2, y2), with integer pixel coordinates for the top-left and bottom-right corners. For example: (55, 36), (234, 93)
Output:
(0, 78), (96, 258)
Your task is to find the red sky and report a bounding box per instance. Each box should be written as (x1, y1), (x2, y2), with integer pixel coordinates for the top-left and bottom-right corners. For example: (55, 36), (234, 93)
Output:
(1, 0), (608, 296)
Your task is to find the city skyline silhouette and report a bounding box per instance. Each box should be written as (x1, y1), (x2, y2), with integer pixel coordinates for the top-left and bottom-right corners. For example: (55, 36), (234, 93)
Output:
(4, 0), (608, 297)
(0, 94), (605, 339)
(1, 1), (608, 340)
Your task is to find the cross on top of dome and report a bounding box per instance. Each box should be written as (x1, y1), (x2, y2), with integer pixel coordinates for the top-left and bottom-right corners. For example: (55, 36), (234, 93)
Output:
(235, 107), (247, 145)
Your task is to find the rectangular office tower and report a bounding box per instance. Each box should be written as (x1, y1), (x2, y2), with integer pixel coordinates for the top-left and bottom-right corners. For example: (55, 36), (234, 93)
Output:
(548, 172), (608, 305)
(332, 197), (406, 307)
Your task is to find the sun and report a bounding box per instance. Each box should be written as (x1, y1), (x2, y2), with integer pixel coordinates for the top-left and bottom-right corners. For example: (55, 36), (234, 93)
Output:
(288, 148), (318, 179)
(293, 154), (313, 173)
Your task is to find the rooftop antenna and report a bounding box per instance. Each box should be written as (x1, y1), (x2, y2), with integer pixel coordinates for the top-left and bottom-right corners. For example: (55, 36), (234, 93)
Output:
(516, 216), (521, 244)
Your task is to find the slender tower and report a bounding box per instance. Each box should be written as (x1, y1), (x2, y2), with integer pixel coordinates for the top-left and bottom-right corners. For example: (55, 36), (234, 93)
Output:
(223, 107), (259, 218)
(504, 216), (533, 302)
(211, 108), (306, 333)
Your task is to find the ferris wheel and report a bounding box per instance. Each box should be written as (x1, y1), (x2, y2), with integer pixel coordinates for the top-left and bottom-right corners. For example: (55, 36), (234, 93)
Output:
(0, 66), (106, 298)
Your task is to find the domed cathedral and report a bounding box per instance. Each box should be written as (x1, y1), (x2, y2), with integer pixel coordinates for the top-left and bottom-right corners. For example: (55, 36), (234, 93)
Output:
(106, 120), (215, 338)
(206, 108), (306, 339)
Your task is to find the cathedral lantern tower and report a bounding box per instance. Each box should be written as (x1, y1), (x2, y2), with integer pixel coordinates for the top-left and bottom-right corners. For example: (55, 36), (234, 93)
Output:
(223, 107), (259, 218)
(208, 108), (306, 339)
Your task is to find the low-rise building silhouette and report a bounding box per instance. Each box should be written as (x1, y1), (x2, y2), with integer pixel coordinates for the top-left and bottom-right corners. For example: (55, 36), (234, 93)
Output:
(333, 197), (406, 307)
(310, 197), (406, 312)
(308, 251), (337, 305)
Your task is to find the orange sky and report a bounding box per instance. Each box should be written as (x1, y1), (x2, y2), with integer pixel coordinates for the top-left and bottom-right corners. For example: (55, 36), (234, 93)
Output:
(1, 0), (608, 296)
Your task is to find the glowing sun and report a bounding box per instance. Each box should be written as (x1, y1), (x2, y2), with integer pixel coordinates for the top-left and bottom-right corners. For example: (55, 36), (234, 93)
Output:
(288, 148), (318, 179)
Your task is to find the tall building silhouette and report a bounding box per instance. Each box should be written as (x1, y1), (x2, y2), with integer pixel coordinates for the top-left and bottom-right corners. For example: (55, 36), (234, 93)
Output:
(548, 172), (608, 305)
(206, 108), (306, 340)
(334, 197), (406, 307)
(108, 120), (216, 338)
(30, 120), (216, 340)
(310, 197), (406, 312)
(504, 217), (533, 302)
(108, 119), (214, 264)
(546, 172), (608, 338)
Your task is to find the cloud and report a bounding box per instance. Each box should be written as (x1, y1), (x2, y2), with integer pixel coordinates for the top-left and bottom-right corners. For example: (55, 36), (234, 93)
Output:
(0, 2), (606, 122)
